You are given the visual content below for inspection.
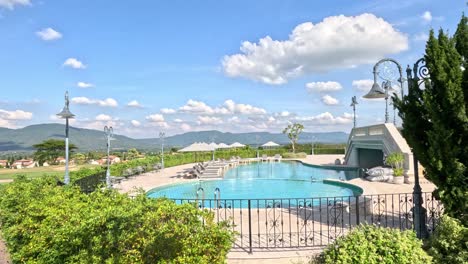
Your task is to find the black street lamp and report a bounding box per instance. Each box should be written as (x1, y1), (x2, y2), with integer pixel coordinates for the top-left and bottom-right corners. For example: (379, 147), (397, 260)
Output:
(56, 91), (75, 185)
(406, 58), (429, 239)
(104, 126), (113, 189)
(366, 57), (429, 239)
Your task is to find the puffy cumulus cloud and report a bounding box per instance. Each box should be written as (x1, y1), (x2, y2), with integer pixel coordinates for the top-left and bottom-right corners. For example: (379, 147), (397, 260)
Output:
(179, 99), (215, 114)
(197, 116), (223, 125)
(161, 108), (176, 114)
(63, 58), (86, 69)
(322, 95), (339, 105)
(223, 100), (266, 115)
(0, 0), (30, 9)
(127, 100), (143, 108)
(228, 116), (240, 123)
(180, 123), (192, 131)
(223, 13), (408, 84)
(77, 82), (94, 88)
(36, 27), (62, 41)
(306, 81), (342, 93)
(71, 97), (118, 107)
(131, 120), (141, 127)
(352, 79), (373, 92)
(421, 11), (432, 22)
(146, 114), (165, 122)
(296, 112), (352, 125)
(0, 109), (32, 120)
(178, 99), (265, 115)
(173, 118), (183, 123)
(95, 114), (112, 121)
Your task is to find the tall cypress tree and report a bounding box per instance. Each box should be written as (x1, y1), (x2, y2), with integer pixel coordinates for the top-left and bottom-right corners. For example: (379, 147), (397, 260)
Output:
(394, 16), (467, 224)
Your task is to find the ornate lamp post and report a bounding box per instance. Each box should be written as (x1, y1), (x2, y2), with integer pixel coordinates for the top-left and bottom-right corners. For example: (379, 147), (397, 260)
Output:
(159, 132), (165, 170)
(104, 126), (113, 189)
(406, 58), (429, 239)
(364, 58), (404, 123)
(350, 96), (358, 128)
(366, 57), (429, 238)
(56, 91), (75, 185)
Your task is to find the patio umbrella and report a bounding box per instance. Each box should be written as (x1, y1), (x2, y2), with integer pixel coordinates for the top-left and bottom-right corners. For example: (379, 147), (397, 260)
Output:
(229, 142), (245, 148)
(178, 142), (215, 152)
(262, 141), (280, 148)
(217, 143), (230, 149)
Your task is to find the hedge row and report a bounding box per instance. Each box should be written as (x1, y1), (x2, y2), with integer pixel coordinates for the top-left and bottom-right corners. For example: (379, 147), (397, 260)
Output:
(0, 176), (234, 263)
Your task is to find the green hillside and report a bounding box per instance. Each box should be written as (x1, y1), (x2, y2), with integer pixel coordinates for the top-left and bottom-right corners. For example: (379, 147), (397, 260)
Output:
(0, 124), (349, 153)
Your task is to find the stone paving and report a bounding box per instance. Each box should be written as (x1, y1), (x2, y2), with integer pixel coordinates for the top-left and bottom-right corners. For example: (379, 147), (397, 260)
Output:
(113, 155), (436, 264)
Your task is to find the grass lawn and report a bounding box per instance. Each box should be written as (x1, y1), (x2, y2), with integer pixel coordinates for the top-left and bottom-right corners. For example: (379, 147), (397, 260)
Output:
(0, 164), (100, 180)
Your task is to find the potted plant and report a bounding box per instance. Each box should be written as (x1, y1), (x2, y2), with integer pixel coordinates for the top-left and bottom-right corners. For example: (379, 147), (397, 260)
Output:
(386, 152), (405, 184)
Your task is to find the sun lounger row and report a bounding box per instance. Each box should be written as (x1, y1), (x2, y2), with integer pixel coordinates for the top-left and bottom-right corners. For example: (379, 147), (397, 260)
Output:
(260, 154), (282, 162)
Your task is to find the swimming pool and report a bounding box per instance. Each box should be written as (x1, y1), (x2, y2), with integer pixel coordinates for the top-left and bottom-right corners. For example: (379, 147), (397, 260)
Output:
(147, 161), (360, 201)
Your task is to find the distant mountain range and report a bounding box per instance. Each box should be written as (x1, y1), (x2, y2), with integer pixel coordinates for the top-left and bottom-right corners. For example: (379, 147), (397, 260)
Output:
(0, 124), (349, 153)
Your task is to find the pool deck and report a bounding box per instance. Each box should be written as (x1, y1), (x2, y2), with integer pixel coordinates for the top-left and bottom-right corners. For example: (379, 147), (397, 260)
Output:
(113, 155), (436, 264)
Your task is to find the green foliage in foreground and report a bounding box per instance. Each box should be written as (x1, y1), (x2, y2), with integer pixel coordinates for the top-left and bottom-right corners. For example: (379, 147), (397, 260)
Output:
(394, 15), (468, 224)
(0, 176), (233, 264)
(312, 225), (431, 264)
(426, 215), (468, 264)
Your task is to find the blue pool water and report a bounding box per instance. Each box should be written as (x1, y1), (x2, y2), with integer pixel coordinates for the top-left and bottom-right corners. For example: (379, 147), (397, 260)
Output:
(147, 161), (359, 201)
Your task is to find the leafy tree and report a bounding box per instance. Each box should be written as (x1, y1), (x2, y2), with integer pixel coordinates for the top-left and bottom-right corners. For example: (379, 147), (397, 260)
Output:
(72, 153), (86, 165)
(394, 17), (467, 224)
(33, 139), (77, 165)
(127, 148), (139, 160)
(282, 123), (304, 153)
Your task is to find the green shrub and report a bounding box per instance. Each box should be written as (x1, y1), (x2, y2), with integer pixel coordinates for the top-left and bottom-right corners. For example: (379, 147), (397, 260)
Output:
(283, 152), (307, 158)
(0, 176), (234, 264)
(314, 225), (431, 264)
(426, 215), (468, 264)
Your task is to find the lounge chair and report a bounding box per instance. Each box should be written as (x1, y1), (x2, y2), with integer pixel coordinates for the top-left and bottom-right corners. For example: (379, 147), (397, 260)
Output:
(273, 154), (282, 162)
(261, 154), (269, 162)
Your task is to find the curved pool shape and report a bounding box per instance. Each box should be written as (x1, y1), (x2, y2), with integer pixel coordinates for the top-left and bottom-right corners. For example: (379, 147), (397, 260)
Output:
(147, 161), (360, 203)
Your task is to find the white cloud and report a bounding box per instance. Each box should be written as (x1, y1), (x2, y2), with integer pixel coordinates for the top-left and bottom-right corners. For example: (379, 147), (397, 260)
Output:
(0, 0), (30, 9)
(161, 108), (176, 114)
(77, 82), (94, 88)
(296, 112), (352, 125)
(146, 114), (165, 122)
(127, 100), (143, 108)
(0, 109), (32, 120)
(228, 116), (240, 123)
(36, 28), (62, 41)
(306, 81), (342, 93)
(131, 120), (141, 127)
(352, 79), (373, 92)
(180, 123), (192, 131)
(422, 11), (432, 22)
(197, 116), (223, 125)
(0, 109), (33, 128)
(173, 118), (183, 123)
(223, 13), (408, 84)
(223, 99), (266, 115)
(71, 97), (118, 107)
(322, 95), (339, 105)
(63, 58), (86, 69)
(179, 99), (215, 114)
(95, 114), (112, 121)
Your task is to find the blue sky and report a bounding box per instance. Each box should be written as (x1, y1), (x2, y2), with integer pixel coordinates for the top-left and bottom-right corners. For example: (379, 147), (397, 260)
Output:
(0, 0), (466, 138)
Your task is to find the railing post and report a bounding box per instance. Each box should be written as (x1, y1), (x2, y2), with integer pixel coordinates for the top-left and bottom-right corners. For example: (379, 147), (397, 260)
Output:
(248, 199), (253, 254)
(355, 195), (360, 226)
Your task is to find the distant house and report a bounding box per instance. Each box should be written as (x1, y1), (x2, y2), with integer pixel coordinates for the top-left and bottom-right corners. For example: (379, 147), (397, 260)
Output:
(56, 157), (66, 164)
(99, 155), (121, 165)
(0, 160), (7, 167)
(89, 159), (100, 165)
(12, 159), (37, 169)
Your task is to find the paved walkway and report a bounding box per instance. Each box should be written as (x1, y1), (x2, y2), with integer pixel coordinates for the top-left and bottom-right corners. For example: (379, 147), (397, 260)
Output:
(114, 155), (436, 264)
